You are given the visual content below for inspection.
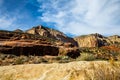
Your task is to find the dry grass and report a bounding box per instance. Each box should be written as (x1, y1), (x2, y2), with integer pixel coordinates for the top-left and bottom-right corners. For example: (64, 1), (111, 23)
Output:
(76, 53), (96, 61)
(0, 61), (120, 80)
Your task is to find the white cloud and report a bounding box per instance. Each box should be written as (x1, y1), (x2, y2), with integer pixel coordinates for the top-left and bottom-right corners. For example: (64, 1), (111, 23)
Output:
(0, 15), (16, 29)
(0, 0), (17, 30)
(0, 0), (34, 31)
(37, 0), (120, 36)
(0, 13), (34, 30)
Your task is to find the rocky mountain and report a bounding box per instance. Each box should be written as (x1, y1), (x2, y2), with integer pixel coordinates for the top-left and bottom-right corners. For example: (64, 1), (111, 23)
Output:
(0, 30), (80, 58)
(74, 33), (120, 47)
(26, 25), (78, 46)
(0, 25), (120, 65)
(13, 29), (23, 33)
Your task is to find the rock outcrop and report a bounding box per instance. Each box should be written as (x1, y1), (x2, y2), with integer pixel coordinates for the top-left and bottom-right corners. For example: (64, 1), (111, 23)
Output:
(26, 25), (78, 46)
(57, 42), (80, 58)
(0, 41), (59, 56)
(74, 33), (109, 47)
(74, 33), (120, 48)
(0, 30), (80, 58)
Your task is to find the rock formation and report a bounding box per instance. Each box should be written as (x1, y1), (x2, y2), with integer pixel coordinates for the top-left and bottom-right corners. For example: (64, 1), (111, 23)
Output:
(0, 30), (80, 59)
(74, 33), (109, 47)
(26, 25), (78, 46)
(74, 33), (120, 47)
(0, 25), (120, 64)
(13, 29), (23, 33)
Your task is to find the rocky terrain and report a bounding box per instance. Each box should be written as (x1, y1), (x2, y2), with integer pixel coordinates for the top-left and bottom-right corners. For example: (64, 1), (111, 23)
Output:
(74, 33), (120, 61)
(0, 25), (120, 66)
(0, 27), (80, 66)
(0, 25), (120, 80)
(74, 33), (120, 47)
(26, 25), (78, 46)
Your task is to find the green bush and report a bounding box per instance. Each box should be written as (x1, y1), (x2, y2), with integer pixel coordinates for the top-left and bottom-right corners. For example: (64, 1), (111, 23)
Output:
(14, 57), (25, 64)
(76, 53), (95, 61)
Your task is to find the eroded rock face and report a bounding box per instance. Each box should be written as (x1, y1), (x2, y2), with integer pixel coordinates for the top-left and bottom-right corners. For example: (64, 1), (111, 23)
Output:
(74, 35), (98, 47)
(57, 42), (80, 58)
(0, 41), (80, 58)
(0, 41), (59, 56)
(0, 30), (80, 58)
(74, 33), (108, 47)
(59, 47), (80, 58)
(74, 33), (120, 48)
(26, 25), (78, 46)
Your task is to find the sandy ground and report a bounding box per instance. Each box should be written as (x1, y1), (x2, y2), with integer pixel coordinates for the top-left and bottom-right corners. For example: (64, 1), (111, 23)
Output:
(0, 61), (120, 80)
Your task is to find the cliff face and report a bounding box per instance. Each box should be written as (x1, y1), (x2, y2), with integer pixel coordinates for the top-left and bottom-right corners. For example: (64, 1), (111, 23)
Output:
(74, 33), (120, 48)
(0, 30), (80, 59)
(74, 35), (98, 47)
(74, 33), (109, 47)
(26, 25), (77, 46)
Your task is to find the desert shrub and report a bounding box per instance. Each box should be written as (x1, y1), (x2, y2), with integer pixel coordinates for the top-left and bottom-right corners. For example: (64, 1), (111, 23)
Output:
(60, 56), (69, 60)
(76, 53), (96, 61)
(14, 58), (24, 64)
(0, 53), (6, 60)
(41, 58), (48, 63)
(46, 56), (71, 63)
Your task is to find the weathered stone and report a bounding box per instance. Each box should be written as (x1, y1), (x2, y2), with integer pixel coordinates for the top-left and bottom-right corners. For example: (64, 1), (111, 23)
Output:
(74, 33), (120, 48)
(59, 46), (80, 58)
(26, 25), (78, 46)
(0, 30), (80, 58)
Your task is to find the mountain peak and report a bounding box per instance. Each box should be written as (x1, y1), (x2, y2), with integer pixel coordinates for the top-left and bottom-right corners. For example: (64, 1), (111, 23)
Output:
(13, 29), (23, 33)
(90, 33), (104, 38)
(26, 25), (77, 46)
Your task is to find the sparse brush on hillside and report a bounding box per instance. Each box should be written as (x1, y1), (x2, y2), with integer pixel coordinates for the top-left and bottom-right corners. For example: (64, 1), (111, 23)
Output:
(76, 53), (96, 61)
(80, 46), (120, 61)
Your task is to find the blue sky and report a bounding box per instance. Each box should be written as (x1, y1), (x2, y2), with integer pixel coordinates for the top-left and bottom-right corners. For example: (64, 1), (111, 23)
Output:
(0, 0), (120, 36)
